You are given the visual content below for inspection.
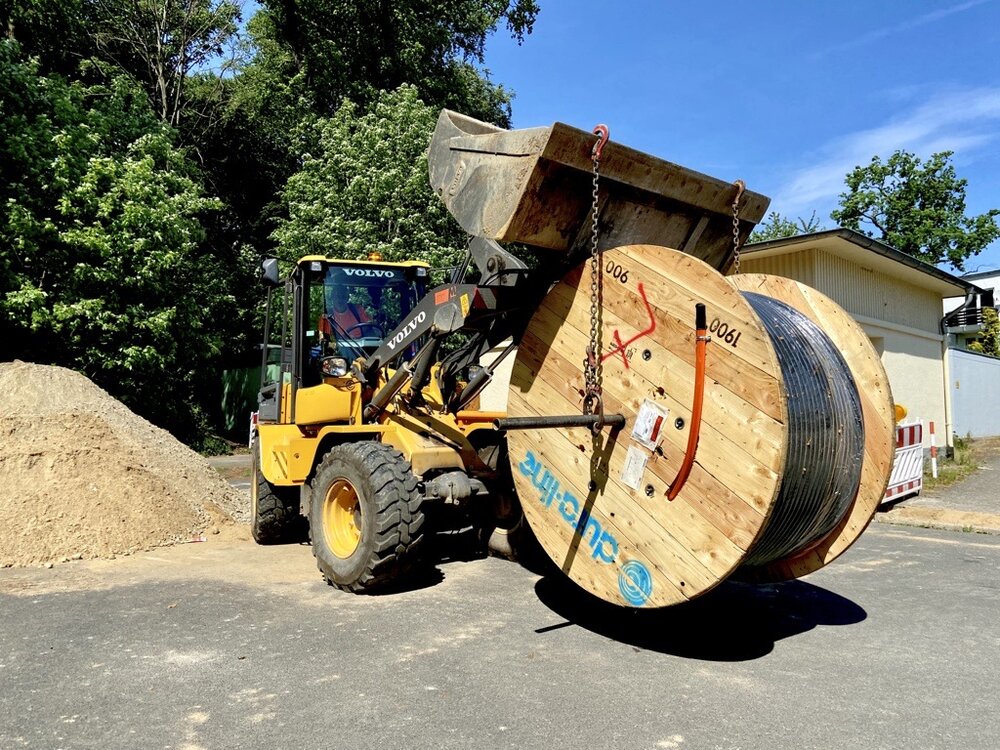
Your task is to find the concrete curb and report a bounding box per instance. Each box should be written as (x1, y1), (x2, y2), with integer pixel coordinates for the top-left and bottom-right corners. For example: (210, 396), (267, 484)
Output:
(875, 505), (1000, 536)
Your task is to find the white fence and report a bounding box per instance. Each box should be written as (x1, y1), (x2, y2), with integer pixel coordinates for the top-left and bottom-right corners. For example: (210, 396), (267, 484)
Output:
(949, 348), (1000, 438)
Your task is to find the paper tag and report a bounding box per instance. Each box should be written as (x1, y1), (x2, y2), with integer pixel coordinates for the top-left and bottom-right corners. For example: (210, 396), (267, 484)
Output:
(631, 399), (669, 450)
(620, 445), (649, 491)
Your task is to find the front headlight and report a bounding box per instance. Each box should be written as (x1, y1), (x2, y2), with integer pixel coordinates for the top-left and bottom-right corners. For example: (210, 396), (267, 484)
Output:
(321, 357), (349, 377)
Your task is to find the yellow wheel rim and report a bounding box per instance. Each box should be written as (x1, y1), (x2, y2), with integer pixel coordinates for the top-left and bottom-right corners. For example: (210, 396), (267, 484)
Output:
(323, 479), (362, 558)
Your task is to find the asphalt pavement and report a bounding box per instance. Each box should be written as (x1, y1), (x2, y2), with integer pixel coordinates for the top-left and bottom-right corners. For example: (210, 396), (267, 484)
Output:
(2, 522), (999, 750)
(3, 451), (999, 749)
(876, 440), (1000, 534)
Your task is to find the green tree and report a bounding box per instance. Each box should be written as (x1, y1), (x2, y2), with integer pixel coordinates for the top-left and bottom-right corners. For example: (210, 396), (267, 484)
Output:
(968, 307), (1000, 357)
(748, 210), (823, 243)
(247, 0), (538, 126)
(1, 43), (241, 445)
(0, 0), (92, 75)
(273, 85), (466, 267)
(87, 0), (242, 131)
(831, 150), (1000, 270)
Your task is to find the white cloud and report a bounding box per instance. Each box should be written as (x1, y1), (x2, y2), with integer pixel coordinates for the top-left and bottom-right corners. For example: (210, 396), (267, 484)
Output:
(772, 87), (1000, 216)
(810, 0), (993, 61)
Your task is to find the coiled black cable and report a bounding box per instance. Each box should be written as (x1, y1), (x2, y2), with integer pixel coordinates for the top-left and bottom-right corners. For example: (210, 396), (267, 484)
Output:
(739, 292), (865, 568)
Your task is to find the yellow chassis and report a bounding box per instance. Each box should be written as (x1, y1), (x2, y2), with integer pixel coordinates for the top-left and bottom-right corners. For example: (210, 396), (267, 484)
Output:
(256, 374), (503, 489)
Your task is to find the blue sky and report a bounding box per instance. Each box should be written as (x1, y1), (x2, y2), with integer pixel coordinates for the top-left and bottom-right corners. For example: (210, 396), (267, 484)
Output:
(482, 0), (1000, 274)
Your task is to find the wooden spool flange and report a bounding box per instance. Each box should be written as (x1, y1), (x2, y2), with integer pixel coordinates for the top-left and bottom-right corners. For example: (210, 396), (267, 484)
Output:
(728, 273), (895, 583)
(506, 245), (790, 607)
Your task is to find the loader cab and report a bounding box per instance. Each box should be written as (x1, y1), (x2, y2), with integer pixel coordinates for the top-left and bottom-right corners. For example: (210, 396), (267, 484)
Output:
(256, 255), (429, 425)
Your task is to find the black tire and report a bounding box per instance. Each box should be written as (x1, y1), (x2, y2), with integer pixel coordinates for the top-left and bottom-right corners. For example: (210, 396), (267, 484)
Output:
(309, 442), (425, 593)
(481, 491), (548, 572)
(251, 436), (306, 544)
(475, 438), (548, 570)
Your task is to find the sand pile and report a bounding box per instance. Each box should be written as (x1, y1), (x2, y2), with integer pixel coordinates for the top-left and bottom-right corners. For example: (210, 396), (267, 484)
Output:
(0, 361), (247, 567)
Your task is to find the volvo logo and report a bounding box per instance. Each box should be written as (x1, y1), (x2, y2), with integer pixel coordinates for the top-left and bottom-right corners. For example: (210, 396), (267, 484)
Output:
(385, 311), (426, 350)
(343, 268), (398, 278)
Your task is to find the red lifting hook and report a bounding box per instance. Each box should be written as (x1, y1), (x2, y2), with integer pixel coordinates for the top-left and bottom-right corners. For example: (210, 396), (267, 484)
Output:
(592, 124), (610, 161)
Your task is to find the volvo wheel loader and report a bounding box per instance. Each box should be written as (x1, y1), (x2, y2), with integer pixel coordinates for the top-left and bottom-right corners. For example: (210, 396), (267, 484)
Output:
(250, 110), (894, 608)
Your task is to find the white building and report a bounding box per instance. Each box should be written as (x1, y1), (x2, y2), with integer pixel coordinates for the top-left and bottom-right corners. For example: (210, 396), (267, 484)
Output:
(739, 229), (989, 447)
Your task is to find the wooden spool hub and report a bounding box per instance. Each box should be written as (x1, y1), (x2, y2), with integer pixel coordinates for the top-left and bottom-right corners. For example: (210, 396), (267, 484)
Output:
(507, 245), (789, 608)
(727, 274), (895, 583)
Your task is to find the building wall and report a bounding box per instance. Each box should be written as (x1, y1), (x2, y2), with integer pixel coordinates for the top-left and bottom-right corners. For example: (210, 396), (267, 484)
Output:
(813, 251), (943, 333)
(860, 322), (947, 443)
(739, 247), (950, 446)
(740, 248), (817, 287)
(949, 348), (1000, 438)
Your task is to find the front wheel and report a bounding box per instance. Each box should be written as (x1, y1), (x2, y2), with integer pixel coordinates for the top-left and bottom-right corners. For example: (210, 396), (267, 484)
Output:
(251, 436), (306, 544)
(309, 442), (425, 592)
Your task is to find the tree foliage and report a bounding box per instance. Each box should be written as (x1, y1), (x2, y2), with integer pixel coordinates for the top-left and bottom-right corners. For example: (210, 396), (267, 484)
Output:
(0, 0), (92, 75)
(87, 0), (242, 131)
(273, 85), (465, 268)
(831, 150), (1000, 271)
(748, 211), (824, 243)
(0, 0), (538, 446)
(1, 43), (241, 444)
(968, 307), (1000, 357)
(248, 0), (538, 125)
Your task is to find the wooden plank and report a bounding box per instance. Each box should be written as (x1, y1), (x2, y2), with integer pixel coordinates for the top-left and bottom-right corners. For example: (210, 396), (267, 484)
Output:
(507, 246), (787, 607)
(529, 280), (786, 456)
(510, 350), (766, 553)
(520, 293), (785, 506)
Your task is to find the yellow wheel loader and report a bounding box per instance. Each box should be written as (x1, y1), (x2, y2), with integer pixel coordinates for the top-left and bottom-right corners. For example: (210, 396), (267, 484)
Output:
(251, 110), (894, 607)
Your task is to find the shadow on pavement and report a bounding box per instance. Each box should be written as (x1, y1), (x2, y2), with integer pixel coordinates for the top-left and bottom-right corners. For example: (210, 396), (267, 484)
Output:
(533, 574), (866, 661)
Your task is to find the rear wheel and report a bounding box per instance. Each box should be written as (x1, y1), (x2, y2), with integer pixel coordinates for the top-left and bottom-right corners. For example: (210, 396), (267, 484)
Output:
(309, 442), (425, 592)
(251, 436), (306, 544)
(476, 438), (547, 569)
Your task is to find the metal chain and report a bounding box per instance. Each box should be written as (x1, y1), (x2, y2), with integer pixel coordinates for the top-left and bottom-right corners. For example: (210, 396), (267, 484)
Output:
(731, 179), (746, 275)
(583, 125), (609, 424)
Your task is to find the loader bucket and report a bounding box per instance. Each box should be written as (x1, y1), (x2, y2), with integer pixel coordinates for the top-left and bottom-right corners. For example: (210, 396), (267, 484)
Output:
(428, 110), (771, 271)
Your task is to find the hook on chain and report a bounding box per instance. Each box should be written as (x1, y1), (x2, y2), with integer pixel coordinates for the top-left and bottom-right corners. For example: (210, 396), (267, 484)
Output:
(732, 178), (746, 206)
(592, 124), (610, 161)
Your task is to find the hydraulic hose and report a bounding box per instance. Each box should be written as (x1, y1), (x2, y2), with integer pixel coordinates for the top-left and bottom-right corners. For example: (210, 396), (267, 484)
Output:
(667, 303), (708, 501)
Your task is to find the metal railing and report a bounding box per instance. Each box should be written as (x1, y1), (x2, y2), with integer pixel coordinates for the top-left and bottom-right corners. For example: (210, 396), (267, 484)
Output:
(944, 305), (986, 329)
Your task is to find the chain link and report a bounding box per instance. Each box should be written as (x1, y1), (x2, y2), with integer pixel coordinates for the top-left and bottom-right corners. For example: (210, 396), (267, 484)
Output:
(583, 126), (608, 425)
(730, 179), (746, 275)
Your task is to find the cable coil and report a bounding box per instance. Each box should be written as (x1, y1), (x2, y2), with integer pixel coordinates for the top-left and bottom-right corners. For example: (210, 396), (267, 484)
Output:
(739, 292), (866, 569)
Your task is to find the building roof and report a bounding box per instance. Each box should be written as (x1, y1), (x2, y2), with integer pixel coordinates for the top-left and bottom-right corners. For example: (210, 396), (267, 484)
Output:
(743, 228), (985, 298)
(960, 268), (1000, 283)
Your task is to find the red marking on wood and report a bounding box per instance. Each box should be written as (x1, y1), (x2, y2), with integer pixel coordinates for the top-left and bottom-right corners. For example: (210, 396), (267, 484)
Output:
(609, 329), (628, 368)
(601, 282), (656, 370)
(650, 415), (663, 443)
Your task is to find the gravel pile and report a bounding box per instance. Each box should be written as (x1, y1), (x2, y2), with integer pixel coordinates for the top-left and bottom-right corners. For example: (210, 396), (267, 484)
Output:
(0, 361), (246, 567)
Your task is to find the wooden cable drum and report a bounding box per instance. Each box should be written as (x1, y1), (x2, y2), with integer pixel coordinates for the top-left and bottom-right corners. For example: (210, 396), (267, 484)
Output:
(505, 246), (894, 608)
(728, 274), (895, 583)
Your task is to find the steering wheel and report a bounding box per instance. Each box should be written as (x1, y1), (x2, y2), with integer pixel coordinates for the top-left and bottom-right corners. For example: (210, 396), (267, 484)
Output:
(342, 322), (384, 339)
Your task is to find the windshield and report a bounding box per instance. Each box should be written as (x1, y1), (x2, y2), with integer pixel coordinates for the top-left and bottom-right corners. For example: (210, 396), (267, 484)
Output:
(307, 264), (424, 360)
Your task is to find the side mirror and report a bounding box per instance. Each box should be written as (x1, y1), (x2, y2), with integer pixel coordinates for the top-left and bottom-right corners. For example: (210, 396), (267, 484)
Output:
(260, 257), (281, 287)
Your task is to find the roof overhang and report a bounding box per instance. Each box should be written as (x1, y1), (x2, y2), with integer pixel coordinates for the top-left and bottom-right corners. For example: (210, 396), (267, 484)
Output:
(743, 228), (985, 298)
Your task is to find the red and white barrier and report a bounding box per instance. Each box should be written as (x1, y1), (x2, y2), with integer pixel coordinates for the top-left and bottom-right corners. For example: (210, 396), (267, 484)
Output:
(883, 421), (925, 502)
(929, 421), (938, 479)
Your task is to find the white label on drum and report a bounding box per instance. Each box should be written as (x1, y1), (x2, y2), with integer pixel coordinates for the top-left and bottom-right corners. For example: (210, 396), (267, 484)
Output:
(620, 445), (649, 491)
(631, 399), (669, 450)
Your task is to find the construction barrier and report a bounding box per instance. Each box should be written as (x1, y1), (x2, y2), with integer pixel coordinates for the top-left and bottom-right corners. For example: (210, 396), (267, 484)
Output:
(883, 421), (924, 503)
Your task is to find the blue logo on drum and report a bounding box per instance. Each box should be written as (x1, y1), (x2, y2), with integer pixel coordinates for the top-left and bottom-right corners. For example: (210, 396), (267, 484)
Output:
(618, 560), (653, 606)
